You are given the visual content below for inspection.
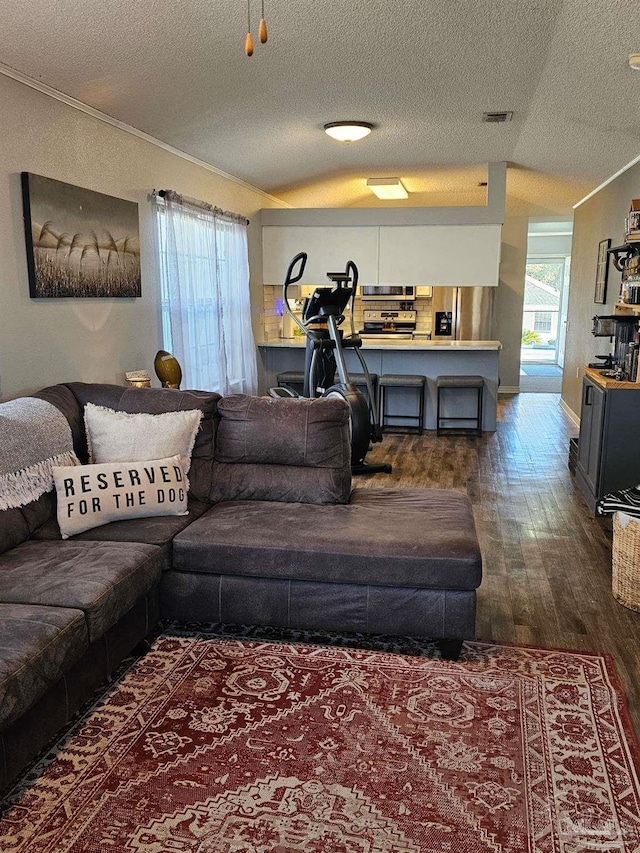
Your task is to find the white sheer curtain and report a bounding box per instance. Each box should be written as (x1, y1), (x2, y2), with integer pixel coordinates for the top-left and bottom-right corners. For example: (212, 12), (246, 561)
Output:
(154, 193), (258, 395)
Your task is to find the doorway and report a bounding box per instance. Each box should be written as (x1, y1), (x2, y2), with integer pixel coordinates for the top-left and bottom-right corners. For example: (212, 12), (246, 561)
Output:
(522, 256), (571, 365)
(520, 221), (573, 391)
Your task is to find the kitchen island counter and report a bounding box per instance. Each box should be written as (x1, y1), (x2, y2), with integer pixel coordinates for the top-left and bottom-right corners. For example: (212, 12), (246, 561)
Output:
(259, 338), (501, 351)
(258, 339), (502, 431)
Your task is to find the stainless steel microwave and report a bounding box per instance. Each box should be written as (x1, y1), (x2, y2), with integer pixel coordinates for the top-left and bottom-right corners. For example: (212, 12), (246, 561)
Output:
(361, 285), (415, 301)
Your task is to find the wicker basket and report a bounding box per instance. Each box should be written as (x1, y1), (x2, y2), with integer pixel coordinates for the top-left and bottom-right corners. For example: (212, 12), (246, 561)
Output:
(612, 513), (640, 611)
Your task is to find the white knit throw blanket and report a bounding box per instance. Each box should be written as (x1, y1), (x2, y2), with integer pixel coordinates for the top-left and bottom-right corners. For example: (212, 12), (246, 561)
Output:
(0, 397), (80, 511)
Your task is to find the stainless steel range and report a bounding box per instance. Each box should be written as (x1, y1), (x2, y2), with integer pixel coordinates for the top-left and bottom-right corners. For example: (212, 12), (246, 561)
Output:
(359, 309), (418, 340)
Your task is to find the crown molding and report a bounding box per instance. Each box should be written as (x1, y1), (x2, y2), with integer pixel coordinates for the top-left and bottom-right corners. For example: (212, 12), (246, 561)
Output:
(573, 152), (640, 210)
(0, 61), (292, 209)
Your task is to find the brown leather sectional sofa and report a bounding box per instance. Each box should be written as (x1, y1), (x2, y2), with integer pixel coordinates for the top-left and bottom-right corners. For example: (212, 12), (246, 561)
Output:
(0, 382), (482, 792)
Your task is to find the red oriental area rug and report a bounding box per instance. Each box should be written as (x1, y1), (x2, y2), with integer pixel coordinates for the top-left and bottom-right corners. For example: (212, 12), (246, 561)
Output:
(2, 634), (640, 852)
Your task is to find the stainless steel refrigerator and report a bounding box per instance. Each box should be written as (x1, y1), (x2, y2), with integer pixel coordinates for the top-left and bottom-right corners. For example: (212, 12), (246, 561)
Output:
(430, 286), (495, 341)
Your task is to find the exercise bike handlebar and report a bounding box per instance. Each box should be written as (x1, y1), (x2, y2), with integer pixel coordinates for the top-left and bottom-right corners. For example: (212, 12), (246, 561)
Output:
(283, 252), (308, 336)
(284, 251), (307, 286)
(345, 260), (358, 338)
(283, 251), (349, 330)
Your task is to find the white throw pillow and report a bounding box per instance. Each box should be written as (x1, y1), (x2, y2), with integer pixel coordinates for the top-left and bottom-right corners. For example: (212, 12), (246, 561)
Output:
(84, 403), (202, 472)
(53, 456), (188, 539)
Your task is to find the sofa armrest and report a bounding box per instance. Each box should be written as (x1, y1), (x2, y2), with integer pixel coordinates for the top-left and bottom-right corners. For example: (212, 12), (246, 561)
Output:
(33, 384), (86, 460)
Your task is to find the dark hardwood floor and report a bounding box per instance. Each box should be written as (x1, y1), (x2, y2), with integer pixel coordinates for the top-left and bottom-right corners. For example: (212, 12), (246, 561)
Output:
(357, 392), (640, 736)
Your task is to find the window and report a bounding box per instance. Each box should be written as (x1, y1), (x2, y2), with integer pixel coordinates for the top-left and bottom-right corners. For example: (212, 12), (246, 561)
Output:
(534, 311), (552, 332)
(154, 195), (257, 395)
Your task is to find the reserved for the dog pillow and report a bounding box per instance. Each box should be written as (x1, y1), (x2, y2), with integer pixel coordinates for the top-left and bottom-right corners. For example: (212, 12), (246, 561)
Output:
(52, 455), (188, 539)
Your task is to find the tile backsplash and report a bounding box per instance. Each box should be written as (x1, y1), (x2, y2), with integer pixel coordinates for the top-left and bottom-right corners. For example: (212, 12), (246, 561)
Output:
(262, 286), (433, 340)
(262, 286), (282, 340)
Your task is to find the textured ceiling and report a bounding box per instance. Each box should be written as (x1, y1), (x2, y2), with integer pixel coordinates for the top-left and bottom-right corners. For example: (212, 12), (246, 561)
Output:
(1, 0), (639, 211)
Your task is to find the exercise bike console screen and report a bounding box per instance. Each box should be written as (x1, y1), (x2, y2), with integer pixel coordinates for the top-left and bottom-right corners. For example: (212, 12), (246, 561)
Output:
(304, 284), (354, 321)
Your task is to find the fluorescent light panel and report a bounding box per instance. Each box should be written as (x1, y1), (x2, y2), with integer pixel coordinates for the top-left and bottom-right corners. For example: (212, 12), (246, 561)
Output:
(366, 177), (409, 199)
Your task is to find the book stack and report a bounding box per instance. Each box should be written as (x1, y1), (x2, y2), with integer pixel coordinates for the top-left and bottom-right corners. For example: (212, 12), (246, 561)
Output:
(625, 199), (640, 243)
(631, 344), (639, 383)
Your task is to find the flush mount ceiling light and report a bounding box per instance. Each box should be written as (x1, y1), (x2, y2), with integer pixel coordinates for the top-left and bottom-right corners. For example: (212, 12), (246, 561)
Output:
(629, 53), (640, 70)
(323, 121), (373, 142)
(366, 178), (409, 200)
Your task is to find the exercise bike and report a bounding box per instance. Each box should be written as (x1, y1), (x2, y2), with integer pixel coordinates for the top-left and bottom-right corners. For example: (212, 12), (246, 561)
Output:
(271, 251), (391, 475)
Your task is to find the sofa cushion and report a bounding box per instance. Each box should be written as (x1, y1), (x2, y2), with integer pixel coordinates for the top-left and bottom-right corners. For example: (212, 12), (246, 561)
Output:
(31, 498), (210, 571)
(215, 395), (350, 468)
(211, 462), (353, 506)
(0, 494), (57, 558)
(212, 396), (352, 505)
(0, 541), (162, 642)
(0, 507), (31, 558)
(0, 603), (88, 729)
(54, 383), (220, 503)
(173, 488), (482, 590)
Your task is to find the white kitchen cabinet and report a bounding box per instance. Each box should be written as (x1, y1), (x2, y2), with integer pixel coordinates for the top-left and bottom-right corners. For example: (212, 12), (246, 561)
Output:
(262, 227), (379, 286)
(378, 225), (501, 286)
(263, 223), (501, 288)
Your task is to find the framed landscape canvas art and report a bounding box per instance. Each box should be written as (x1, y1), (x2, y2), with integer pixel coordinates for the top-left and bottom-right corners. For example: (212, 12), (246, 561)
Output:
(21, 173), (141, 298)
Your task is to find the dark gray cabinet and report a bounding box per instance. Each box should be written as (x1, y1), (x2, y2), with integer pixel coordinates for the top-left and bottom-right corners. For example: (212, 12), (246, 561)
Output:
(576, 379), (604, 495)
(575, 374), (640, 512)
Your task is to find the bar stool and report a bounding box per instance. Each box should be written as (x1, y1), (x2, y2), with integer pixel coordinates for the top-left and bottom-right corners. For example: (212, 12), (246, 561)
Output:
(351, 372), (379, 407)
(378, 374), (426, 434)
(276, 371), (305, 392)
(436, 375), (484, 436)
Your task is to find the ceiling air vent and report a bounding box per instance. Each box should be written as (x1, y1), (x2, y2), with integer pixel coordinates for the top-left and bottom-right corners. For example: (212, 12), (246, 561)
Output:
(482, 111), (513, 123)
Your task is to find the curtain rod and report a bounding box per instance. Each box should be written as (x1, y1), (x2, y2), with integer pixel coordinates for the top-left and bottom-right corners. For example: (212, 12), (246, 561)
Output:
(152, 189), (250, 226)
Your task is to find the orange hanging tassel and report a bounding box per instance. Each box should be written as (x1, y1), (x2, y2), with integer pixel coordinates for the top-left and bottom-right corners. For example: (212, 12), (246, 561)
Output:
(245, 31), (254, 55)
(259, 17), (268, 43)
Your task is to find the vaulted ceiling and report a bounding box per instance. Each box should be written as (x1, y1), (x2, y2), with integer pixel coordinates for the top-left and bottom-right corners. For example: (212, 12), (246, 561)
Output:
(1, 0), (639, 212)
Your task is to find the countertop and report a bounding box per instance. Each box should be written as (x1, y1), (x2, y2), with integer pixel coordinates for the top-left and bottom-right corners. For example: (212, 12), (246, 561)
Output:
(259, 338), (502, 352)
(584, 366), (640, 390)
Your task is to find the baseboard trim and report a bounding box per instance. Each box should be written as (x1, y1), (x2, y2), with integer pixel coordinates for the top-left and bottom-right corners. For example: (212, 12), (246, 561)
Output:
(559, 397), (580, 427)
(498, 386), (520, 394)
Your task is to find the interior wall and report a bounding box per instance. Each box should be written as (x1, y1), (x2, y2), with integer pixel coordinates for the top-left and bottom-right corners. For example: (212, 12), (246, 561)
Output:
(0, 74), (286, 400)
(561, 164), (640, 418)
(492, 213), (577, 393)
(494, 207), (529, 390)
(527, 233), (572, 256)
